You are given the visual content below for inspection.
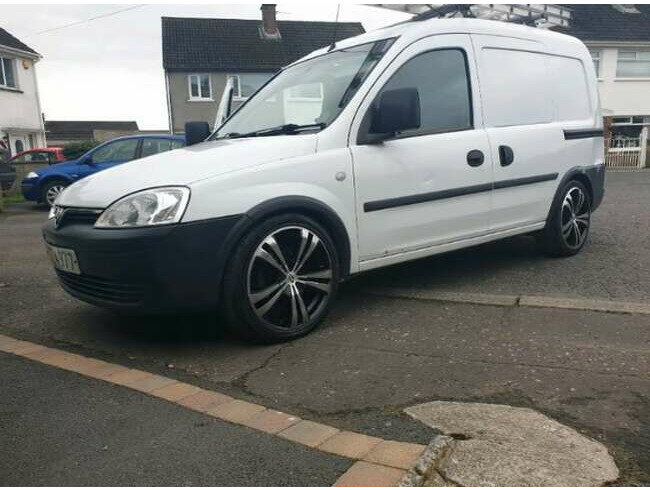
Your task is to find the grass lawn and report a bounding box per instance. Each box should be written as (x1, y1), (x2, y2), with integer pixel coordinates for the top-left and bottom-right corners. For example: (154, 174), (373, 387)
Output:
(2, 194), (25, 204)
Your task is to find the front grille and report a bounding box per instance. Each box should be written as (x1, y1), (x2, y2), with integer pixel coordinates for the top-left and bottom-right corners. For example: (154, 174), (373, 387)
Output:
(56, 270), (145, 305)
(55, 207), (102, 228)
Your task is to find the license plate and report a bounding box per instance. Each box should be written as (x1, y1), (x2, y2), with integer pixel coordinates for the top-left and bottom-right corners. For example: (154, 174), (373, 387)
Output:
(46, 244), (81, 275)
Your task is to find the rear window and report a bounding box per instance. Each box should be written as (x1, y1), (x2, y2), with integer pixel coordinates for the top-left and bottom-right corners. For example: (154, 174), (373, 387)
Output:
(480, 48), (551, 127)
(548, 56), (591, 121)
(141, 138), (183, 158)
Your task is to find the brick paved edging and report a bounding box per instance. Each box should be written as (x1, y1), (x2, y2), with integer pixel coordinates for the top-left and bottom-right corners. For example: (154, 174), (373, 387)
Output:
(367, 288), (650, 315)
(0, 334), (425, 487)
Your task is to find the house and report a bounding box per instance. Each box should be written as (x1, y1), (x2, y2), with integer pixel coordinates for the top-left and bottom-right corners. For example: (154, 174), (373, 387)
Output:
(161, 4), (365, 133)
(0, 27), (46, 158)
(555, 4), (650, 167)
(44, 120), (140, 146)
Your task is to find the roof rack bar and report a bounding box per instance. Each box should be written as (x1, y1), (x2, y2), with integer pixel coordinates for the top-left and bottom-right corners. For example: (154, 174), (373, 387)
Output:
(373, 4), (572, 29)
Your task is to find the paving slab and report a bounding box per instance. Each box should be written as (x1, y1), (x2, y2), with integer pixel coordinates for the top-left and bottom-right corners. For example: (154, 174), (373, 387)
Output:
(406, 401), (619, 486)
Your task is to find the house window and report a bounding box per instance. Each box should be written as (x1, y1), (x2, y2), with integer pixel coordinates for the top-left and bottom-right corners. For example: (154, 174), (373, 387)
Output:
(230, 73), (272, 99)
(612, 116), (650, 125)
(616, 50), (650, 78)
(188, 74), (212, 100)
(589, 49), (601, 77)
(287, 83), (323, 99)
(0, 56), (16, 88)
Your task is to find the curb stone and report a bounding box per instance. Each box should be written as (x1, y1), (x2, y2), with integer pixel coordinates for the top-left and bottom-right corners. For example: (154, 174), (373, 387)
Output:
(399, 435), (455, 487)
(366, 288), (650, 316)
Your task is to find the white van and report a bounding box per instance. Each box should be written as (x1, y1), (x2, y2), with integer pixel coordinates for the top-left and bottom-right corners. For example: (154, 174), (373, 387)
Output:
(44, 18), (604, 342)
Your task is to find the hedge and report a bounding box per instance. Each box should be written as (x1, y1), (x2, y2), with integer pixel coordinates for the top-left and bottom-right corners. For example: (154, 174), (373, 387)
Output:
(62, 140), (99, 160)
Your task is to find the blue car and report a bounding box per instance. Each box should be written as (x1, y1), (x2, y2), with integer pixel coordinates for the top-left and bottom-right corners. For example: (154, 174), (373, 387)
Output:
(22, 134), (185, 206)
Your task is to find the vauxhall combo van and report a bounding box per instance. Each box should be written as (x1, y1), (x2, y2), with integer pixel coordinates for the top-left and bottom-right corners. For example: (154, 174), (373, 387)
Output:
(43, 18), (604, 342)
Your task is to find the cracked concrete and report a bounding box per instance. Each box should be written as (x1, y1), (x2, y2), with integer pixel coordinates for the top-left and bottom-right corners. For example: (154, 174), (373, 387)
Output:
(406, 401), (619, 487)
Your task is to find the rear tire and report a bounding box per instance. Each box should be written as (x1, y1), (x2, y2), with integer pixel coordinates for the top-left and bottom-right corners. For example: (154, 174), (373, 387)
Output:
(539, 180), (591, 257)
(41, 180), (68, 207)
(222, 213), (340, 343)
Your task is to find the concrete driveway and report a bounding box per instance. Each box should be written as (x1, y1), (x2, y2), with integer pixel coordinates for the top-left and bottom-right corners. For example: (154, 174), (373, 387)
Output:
(1, 170), (648, 485)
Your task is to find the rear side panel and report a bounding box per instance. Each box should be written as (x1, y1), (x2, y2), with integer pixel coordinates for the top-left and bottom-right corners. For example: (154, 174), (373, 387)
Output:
(471, 33), (603, 233)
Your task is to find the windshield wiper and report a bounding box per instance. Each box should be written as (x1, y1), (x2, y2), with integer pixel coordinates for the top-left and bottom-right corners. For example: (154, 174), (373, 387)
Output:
(225, 123), (326, 139)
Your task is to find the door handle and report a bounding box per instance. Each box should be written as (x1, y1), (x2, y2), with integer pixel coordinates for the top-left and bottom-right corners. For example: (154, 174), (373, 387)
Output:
(466, 149), (484, 167)
(499, 145), (514, 166)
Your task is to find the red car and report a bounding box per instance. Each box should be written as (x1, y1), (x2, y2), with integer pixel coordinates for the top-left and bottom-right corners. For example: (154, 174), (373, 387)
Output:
(8, 148), (65, 165)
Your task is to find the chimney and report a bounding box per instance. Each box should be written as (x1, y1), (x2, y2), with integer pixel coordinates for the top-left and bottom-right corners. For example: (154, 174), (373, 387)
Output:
(260, 4), (281, 39)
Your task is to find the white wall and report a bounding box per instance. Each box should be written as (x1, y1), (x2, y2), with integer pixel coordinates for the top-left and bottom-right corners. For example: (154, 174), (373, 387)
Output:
(0, 49), (45, 151)
(589, 45), (650, 117)
(0, 53), (42, 129)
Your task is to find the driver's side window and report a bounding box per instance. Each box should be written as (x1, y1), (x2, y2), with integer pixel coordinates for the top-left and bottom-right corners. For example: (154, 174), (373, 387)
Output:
(91, 139), (139, 164)
(373, 48), (473, 138)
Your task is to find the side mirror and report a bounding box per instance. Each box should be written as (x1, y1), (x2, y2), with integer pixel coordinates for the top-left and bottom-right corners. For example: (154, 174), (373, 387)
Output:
(370, 87), (421, 137)
(185, 121), (211, 146)
(81, 154), (93, 165)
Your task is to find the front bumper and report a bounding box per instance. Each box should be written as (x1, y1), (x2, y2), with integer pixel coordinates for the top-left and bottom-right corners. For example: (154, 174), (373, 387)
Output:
(21, 178), (40, 202)
(42, 214), (244, 311)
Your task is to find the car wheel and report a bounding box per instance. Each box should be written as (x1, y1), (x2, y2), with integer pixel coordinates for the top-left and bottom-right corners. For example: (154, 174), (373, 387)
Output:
(223, 213), (340, 343)
(539, 180), (591, 257)
(42, 180), (68, 207)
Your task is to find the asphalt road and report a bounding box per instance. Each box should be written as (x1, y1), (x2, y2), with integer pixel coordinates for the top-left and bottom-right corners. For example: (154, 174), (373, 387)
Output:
(0, 351), (349, 486)
(1, 171), (648, 485)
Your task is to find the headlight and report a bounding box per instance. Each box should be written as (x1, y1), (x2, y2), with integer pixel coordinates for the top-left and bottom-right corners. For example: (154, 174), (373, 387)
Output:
(26, 171), (38, 179)
(94, 187), (190, 228)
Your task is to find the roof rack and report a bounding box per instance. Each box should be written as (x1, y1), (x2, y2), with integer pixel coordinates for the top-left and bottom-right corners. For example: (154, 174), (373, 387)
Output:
(373, 4), (572, 29)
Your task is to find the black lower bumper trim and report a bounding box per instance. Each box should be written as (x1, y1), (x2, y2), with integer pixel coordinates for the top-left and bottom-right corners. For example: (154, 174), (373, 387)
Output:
(43, 215), (244, 311)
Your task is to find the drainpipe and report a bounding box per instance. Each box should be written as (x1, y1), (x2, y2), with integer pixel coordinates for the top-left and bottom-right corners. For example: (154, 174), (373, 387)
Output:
(165, 71), (174, 135)
(32, 58), (47, 146)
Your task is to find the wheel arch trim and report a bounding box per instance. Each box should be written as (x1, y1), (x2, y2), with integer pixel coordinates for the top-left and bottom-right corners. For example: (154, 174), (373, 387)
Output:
(546, 165), (605, 224)
(221, 195), (353, 280)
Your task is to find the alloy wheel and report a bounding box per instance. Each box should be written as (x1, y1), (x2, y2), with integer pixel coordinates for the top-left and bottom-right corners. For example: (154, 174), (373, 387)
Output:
(247, 226), (332, 331)
(561, 186), (590, 249)
(46, 185), (65, 207)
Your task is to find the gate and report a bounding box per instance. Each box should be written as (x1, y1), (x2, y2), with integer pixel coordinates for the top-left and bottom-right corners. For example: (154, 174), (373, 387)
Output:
(605, 127), (648, 169)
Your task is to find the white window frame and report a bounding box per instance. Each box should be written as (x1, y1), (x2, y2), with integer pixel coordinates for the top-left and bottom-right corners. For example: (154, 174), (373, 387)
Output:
(616, 50), (650, 78)
(589, 49), (601, 78)
(187, 73), (212, 101)
(611, 116), (650, 126)
(0, 56), (17, 89)
(228, 74), (248, 101)
(228, 73), (273, 101)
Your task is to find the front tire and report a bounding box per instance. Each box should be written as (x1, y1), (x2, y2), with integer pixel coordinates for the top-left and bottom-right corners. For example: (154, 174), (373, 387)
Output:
(222, 213), (340, 343)
(42, 180), (68, 207)
(539, 180), (591, 257)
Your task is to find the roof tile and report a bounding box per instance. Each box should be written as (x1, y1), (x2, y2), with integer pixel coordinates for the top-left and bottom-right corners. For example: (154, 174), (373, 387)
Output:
(555, 4), (650, 42)
(0, 26), (38, 56)
(161, 17), (365, 72)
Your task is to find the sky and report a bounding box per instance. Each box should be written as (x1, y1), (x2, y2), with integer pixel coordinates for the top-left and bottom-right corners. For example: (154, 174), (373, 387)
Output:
(2, 4), (409, 129)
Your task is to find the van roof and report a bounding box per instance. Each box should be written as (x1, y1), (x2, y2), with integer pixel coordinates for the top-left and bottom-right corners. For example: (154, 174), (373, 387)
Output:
(291, 17), (584, 67)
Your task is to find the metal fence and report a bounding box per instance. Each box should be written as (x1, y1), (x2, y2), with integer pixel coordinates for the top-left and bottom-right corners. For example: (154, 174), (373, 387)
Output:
(605, 136), (643, 169)
(1, 162), (48, 198)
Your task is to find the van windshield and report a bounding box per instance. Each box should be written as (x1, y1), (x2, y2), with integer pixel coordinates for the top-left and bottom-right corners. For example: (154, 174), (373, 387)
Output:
(212, 38), (394, 140)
